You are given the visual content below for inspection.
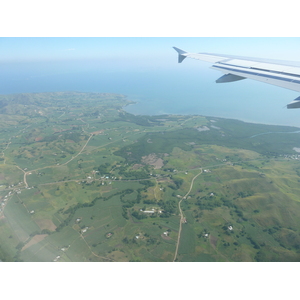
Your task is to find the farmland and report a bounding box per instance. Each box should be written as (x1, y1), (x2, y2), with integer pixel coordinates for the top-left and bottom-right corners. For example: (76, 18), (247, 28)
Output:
(1, 92), (300, 261)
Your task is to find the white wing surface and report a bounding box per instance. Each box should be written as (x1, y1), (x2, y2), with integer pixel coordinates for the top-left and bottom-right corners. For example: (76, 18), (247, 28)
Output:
(173, 47), (300, 109)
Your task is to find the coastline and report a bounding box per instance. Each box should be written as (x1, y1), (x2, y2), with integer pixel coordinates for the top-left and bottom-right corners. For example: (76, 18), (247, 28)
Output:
(122, 94), (300, 128)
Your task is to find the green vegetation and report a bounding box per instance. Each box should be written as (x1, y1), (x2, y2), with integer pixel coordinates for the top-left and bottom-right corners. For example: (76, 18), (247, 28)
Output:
(1, 91), (300, 261)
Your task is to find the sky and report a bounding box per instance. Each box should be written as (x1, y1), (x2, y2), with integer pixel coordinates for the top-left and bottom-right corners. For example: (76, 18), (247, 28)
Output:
(2, 37), (300, 65)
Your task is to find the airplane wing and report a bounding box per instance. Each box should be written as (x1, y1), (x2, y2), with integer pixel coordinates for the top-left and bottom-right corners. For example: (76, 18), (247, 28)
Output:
(173, 47), (300, 109)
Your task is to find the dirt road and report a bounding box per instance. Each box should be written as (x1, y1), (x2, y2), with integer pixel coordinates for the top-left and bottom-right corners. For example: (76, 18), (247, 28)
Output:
(173, 168), (202, 262)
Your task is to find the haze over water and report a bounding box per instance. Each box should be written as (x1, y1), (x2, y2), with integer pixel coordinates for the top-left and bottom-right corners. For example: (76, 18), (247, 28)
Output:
(1, 58), (300, 128)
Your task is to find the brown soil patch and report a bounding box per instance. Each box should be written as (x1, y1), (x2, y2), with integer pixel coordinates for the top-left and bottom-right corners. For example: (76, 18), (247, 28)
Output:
(107, 250), (129, 262)
(35, 137), (43, 142)
(0, 174), (4, 180)
(156, 177), (171, 183)
(91, 130), (104, 135)
(141, 153), (164, 169)
(161, 234), (171, 240)
(24, 150), (34, 158)
(210, 235), (218, 249)
(132, 164), (143, 170)
(22, 234), (48, 251)
(35, 219), (57, 231)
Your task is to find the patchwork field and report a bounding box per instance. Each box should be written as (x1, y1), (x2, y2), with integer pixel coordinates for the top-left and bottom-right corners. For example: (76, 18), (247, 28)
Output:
(1, 92), (300, 261)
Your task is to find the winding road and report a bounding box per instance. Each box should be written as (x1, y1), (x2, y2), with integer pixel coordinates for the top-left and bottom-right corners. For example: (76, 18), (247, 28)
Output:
(173, 168), (202, 262)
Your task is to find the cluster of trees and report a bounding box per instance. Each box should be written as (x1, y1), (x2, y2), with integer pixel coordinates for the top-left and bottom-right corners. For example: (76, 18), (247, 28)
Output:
(168, 177), (183, 190)
(237, 191), (254, 198)
(120, 169), (150, 179)
(122, 205), (130, 219)
(195, 196), (222, 210)
(139, 180), (155, 188)
(173, 178), (183, 189)
(97, 162), (110, 174)
(163, 167), (175, 172)
(246, 236), (261, 249)
(262, 225), (295, 249)
(143, 199), (156, 205)
(120, 189), (136, 204)
(131, 210), (147, 220)
(120, 187), (159, 219)
(117, 165), (151, 180)
(158, 199), (177, 217)
(221, 198), (234, 208)
(119, 188), (141, 219)
(194, 193), (251, 225)
(122, 236), (137, 244)
(234, 206), (247, 221)
(62, 131), (82, 143)
(146, 237), (158, 245)
(264, 226), (281, 235)
(98, 162), (151, 180)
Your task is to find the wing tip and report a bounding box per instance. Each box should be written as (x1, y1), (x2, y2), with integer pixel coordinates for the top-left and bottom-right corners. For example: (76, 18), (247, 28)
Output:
(173, 47), (187, 63)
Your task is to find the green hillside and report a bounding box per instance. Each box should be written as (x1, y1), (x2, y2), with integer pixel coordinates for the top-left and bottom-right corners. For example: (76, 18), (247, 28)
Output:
(1, 92), (300, 261)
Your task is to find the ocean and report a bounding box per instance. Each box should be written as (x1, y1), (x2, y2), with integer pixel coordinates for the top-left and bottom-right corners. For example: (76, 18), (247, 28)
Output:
(1, 61), (300, 127)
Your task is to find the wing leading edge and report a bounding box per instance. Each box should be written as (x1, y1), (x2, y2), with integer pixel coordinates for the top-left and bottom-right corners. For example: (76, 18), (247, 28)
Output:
(173, 47), (300, 109)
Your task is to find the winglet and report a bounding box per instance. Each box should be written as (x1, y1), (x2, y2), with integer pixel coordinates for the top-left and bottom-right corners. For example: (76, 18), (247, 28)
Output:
(173, 47), (187, 63)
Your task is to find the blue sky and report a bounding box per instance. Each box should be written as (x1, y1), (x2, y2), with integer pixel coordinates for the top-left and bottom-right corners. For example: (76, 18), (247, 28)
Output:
(2, 37), (300, 80)
(2, 37), (300, 65)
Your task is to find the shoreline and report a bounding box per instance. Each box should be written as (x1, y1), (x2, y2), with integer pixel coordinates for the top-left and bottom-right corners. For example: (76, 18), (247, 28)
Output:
(0, 90), (299, 129)
(122, 97), (300, 129)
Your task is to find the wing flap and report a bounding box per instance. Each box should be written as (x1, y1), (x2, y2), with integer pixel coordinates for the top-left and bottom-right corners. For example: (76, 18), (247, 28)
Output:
(219, 59), (257, 68)
(216, 74), (246, 83)
(287, 97), (300, 109)
(211, 64), (300, 92)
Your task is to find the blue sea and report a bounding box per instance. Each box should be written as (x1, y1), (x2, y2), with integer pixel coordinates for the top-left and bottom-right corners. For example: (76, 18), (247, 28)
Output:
(1, 60), (300, 127)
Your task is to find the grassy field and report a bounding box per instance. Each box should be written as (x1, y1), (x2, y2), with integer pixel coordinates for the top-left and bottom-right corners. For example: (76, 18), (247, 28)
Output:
(1, 92), (300, 261)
